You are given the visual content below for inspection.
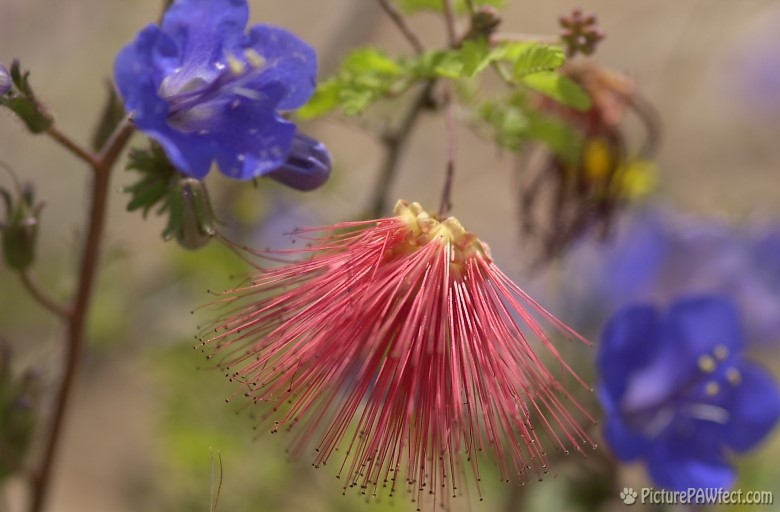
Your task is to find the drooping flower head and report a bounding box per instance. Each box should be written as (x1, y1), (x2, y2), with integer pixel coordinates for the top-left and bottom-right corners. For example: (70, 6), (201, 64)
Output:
(522, 58), (658, 262)
(598, 296), (780, 490)
(114, 0), (330, 189)
(198, 200), (596, 508)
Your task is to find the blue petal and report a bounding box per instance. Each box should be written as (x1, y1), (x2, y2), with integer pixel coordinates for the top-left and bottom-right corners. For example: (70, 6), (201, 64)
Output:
(721, 361), (780, 452)
(597, 304), (663, 401)
(266, 133), (331, 190)
(115, 26), (216, 178)
(205, 86), (297, 180)
(668, 296), (744, 359)
(161, 0), (248, 91)
(244, 25), (317, 110)
(599, 210), (670, 305)
(600, 390), (652, 461)
(114, 25), (180, 114)
(646, 431), (735, 491)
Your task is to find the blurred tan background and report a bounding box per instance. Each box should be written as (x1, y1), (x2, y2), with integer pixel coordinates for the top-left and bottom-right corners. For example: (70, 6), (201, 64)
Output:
(1, 1), (779, 511)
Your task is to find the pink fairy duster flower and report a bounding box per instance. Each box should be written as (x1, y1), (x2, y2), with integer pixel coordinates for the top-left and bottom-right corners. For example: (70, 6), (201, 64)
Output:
(198, 200), (596, 509)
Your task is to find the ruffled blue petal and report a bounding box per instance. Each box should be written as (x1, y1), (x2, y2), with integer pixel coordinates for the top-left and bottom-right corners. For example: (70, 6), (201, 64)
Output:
(599, 210), (670, 305)
(646, 431), (735, 491)
(161, 0), (248, 91)
(598, 304), (663, 402)
(266, 133), (331, 190)
(114, 25), (180, 115)
(668, 296), (744, 358)
(600, 390), (652, 461)
(243, 25), (317, 111)
(721, 362), (780, 452)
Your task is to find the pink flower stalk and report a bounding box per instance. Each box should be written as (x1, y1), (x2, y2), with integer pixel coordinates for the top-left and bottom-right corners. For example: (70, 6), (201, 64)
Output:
(198, 200), (596, 509)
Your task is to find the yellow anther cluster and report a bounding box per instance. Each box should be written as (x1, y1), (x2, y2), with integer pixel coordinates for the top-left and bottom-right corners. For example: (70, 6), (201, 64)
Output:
(698, 355), (716, 373)
(226, 54), (245, 75)
(225, 49), (266, 77)
(726, 367), (742, 386)
(713, 344), (729, 361)
(394, 200), (492, 263)
(705, 381), (720, 396)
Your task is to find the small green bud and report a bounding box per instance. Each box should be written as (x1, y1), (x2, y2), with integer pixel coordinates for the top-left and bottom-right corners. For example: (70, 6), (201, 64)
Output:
(0, 65), (10, 96)
(163, 177), (217, 250)
(0, 344), (41, 482)
(1, 172), (44, 270)
(0, 60), (54, 134)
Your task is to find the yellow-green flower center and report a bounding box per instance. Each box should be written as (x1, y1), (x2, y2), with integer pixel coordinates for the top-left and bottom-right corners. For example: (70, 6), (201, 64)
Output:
(394, 200), (492, 264)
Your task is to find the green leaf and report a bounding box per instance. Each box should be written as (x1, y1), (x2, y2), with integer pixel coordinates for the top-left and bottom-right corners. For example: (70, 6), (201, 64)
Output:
(297, 79), (340, 119)
(511, 45), (565, 78)
(300, 48), (408, 118)
(458, 39), (493, 77)
(342, 48), (404, 76)
(396, 0), (505, 14)
(124, 144), (177, 217)
(522, 72), (592, 111)
(90, 83), (126, 151)
(525, 114), (582, 164)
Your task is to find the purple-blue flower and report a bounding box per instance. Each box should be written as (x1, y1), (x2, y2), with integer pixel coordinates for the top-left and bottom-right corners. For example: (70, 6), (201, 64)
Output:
(0, 64), (10, 96)
(598, 296), (780, 490)
(562, 207), (780, 344)
(114, 0), (330, 188)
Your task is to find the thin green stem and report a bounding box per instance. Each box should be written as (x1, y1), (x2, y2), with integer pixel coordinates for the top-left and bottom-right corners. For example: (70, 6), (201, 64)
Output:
(29, 118), (134, 512)
(18, 270), (70, 319)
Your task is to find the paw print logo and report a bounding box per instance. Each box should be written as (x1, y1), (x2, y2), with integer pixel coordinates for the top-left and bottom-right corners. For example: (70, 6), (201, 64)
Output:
(620, 487), (638, 505)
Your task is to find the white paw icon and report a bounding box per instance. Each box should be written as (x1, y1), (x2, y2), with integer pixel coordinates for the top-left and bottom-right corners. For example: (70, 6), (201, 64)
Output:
(620, 487), (638, 505)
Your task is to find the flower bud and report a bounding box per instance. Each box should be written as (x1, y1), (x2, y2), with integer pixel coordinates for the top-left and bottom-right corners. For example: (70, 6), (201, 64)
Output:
(0, 60), (53, 134)
(1, 177), (44, 270)
(0, 65), (11, 96)
(266, 133), (331, 191)
(163, 176), (217, 250)
(0, 344), (41, 482)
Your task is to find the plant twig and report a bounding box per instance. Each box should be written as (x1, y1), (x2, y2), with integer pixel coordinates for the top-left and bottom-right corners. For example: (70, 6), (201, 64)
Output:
(376, 0), (425, 54)
(438, 85), (456, 217)
(369, 80), (435, 217)
(46, 126), (100, 168)
(29, 117), (134, 512)
(442, 0), (458, 48)
(18, 271), (70, 319)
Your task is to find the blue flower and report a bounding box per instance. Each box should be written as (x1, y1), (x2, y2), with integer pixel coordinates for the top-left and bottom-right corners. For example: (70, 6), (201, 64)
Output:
(114, 0), (330, 188)
(562, 207), (780, 344)
(598, 296), (780, 490)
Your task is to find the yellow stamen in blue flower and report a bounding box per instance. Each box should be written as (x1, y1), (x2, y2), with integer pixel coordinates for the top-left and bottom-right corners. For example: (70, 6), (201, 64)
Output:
(705, 381), (720, 396)
(714, 345), (729, 361)
(726, 367), (741, 386)
(226, 54), (245, 75)
(698, 355), (716, 373)
(244, 48), (266, 69)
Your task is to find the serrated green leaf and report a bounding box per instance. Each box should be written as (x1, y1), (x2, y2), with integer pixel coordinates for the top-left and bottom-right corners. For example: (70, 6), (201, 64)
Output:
(522, 72), (592, 111)
(511, 45), (565, 78)
(124, 144), (178, 217)
(458, 39), (493, 77)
